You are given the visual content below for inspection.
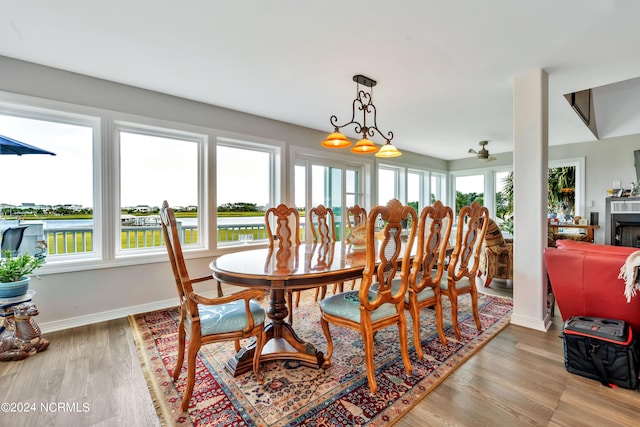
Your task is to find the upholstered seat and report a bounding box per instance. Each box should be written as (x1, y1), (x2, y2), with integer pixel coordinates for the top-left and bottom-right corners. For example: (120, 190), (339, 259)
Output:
(194, 300), (266, 335)
(320, 290), (399, 322)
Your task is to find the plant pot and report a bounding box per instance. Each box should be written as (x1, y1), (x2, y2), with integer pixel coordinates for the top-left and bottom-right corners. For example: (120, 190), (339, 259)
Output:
(0, 277), (30, 298)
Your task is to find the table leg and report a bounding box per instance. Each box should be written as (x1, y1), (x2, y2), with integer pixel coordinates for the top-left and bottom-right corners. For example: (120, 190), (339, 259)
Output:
(224, 287), (325, 377)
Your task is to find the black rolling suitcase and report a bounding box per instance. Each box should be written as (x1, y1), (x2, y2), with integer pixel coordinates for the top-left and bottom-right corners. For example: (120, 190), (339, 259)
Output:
(563, 316), (639, 389)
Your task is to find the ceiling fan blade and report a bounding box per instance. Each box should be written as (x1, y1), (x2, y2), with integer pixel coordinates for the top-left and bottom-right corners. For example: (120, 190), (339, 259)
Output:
(468, 148), (478, 154)
(487, 156), (497, 161)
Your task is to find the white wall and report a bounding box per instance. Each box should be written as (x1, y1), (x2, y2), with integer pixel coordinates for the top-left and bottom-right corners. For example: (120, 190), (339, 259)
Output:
(549, 135), (640, 243)
(1, 56), (448, 331)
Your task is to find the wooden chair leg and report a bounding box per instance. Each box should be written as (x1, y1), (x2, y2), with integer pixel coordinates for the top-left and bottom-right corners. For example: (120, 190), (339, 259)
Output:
(483, 276), (493, 288)
(362, 329), (377, 394)
(320, 317), (334, 367)
(294, 290), (301, 307)
(450, 295), (461, 339)
(253, 329), (266, 384)
(409, 302), (424, 360)
(173, 323), (186, 381)
(181, 339), (200, 412)
(470, 286), (482, 331)
(215, 280), (224, 297)
(435, 298), (447, 345)
(397, 312), (413, 376)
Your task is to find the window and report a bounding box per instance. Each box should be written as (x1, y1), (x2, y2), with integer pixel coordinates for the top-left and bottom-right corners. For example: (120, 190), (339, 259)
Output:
(0, 110), (97, 259)
(381, 166), (447, 213)
(454, 174), (484, 214)
(0, 94), (287, 270)
(216, 140), (278, 246)
(431, 172), (446, 204)
(495, 170), (513, 233)
(407, 171), (421, 213)
(295, 156), (364, 241)
(378, 166), (399, 204)
(118, 125), (201, 254)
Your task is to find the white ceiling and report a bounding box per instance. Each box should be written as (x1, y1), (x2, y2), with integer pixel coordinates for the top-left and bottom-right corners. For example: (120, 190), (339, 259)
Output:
(2, 1), (640, 160)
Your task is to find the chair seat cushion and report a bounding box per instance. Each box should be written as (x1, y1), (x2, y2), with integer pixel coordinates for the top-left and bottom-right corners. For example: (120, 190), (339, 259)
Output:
(320, 289), (398, 323)
(408, 286), (436, 304)
(440, 276), (472, 291)
(192, 299), (265, 335)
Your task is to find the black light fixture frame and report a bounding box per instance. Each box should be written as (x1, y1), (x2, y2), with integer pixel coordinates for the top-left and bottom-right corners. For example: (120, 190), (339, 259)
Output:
(329, 74), (395, 143)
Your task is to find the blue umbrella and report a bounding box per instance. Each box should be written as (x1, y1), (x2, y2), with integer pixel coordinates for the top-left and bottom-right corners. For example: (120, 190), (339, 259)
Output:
(0, 134), (56, 156)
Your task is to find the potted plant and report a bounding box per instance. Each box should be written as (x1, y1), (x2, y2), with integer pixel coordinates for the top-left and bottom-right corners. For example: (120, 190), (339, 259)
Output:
(0, 251), (46, 298)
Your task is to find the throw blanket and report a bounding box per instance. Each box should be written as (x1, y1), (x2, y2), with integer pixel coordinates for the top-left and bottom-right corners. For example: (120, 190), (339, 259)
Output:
(618, 250), (640, 302)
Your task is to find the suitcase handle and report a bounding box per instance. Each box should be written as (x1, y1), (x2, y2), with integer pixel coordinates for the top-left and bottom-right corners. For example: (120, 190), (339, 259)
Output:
(578, 341), (615, 387)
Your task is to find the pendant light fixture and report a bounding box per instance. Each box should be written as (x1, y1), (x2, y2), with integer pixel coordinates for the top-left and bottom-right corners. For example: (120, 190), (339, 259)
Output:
(321, 75), (401, 157)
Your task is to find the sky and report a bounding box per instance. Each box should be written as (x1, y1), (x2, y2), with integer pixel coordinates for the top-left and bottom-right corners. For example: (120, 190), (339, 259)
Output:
(1, 114), (271, 208)
(0, 114), (94, 207)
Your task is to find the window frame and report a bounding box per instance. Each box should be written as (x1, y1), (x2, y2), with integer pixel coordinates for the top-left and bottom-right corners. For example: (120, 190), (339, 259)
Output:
(214, 136), (282, 249)
(113, 121), (207, 258)
(291, 146), (369, 241)
(0, 96), (103, 270)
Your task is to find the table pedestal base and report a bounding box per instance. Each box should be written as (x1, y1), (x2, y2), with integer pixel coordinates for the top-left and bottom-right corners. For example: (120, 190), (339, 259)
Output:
(225, 321), (326, 377)
(225, 287), (326, 377)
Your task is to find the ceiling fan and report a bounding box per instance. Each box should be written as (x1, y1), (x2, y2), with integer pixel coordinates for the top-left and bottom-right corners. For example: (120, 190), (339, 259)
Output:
(468, 140), (496, 161)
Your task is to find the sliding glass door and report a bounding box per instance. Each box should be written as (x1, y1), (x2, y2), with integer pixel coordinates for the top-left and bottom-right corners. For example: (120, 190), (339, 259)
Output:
(295, 160), (363, 241)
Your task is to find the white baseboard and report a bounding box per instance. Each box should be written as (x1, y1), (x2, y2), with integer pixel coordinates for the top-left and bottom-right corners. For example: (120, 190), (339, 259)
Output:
(39, 290), (219, 333)
(510, 312), (552, 332)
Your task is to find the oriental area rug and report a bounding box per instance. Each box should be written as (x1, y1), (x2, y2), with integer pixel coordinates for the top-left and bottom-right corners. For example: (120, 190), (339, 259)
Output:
(129, 292), (512, 427)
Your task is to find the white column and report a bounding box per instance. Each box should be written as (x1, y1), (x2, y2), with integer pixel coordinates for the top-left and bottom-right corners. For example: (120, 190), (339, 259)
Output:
(511, 69), (551, 331)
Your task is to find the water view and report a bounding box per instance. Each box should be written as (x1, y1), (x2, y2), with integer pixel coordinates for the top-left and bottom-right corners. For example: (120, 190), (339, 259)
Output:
(1, 216), (267, 229)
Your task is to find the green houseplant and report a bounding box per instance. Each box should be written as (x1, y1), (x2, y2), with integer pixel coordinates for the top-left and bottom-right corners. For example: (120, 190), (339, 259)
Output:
(0, 250), (46, 298)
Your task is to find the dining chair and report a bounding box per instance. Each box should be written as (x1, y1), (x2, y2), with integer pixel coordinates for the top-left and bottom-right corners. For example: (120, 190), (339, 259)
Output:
(344, 205), (367, 291)
(319, 198), (417, 394)
(406, 201), (454, 356)
(265, 203), (301, 324)
(346, 205), (367, 233)
(304, 204), (338, 302)
(441, 201), (489, 339)
(160, 201), (266, 411)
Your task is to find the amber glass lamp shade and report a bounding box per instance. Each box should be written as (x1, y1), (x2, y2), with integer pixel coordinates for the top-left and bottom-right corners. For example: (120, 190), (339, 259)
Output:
(351, 138), (378, 154)
(321, 131), (352, 149)
(374, 142), (402, 158)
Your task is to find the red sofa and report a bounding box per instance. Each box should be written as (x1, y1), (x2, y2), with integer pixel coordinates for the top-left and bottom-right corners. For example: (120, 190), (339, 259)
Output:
(544, 239), (640, 334)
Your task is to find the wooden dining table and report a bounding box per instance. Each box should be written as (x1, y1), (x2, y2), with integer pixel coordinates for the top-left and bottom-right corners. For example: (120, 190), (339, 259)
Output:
(210, 241), (381, 377)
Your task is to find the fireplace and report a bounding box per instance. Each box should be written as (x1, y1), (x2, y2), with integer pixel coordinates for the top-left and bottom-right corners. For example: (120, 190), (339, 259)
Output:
(606, 197), (640, 247)
(613, 217), (640, 247)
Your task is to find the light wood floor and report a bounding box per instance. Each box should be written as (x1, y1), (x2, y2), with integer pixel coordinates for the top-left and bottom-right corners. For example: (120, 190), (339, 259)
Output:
(1, 281), (639, 427)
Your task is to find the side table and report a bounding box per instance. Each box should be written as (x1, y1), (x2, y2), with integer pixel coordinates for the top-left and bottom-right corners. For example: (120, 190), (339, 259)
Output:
(0, 290), (49, 361)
